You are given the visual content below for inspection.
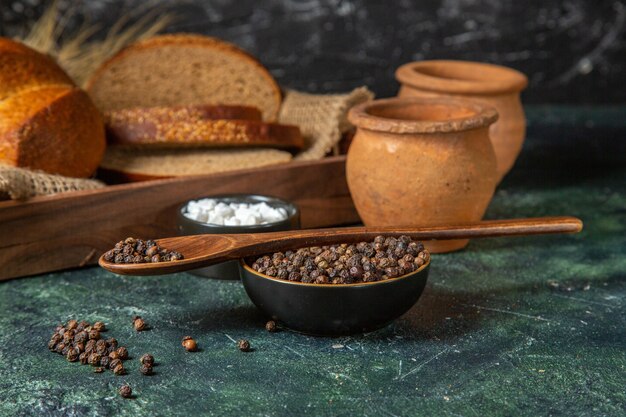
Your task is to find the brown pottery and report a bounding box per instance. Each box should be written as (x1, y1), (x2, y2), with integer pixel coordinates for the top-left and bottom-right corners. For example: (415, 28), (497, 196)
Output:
(346, 97), (499, 253)
(396, 60), (527, 181)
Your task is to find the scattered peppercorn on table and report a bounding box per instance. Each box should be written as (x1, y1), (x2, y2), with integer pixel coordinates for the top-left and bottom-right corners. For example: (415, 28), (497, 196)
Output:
(0, 107), (624, 416)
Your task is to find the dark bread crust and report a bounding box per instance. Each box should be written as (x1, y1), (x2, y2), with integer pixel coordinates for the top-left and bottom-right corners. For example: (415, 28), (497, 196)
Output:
(106, 117), (303, 152)
(85, 34), (283, 121)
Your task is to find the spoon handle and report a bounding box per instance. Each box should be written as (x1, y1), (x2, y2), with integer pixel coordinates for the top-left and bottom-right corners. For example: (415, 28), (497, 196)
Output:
(367, 216), (583, 240)
(245, 216), (583, 245)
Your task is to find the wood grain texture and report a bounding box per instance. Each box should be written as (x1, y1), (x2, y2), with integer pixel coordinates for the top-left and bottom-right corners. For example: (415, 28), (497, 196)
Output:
(0, 156), (358, 280)
(99, 216), (583, 276)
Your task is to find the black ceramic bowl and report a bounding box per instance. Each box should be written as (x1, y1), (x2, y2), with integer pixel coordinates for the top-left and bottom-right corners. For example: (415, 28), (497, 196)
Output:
(240, 258), (430, 336)
(177, 194), (300, 279)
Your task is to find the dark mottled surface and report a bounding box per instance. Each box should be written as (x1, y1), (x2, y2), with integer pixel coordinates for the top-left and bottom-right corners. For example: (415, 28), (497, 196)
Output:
(1, 0), (625, 103)
(0, 106), (625, 416)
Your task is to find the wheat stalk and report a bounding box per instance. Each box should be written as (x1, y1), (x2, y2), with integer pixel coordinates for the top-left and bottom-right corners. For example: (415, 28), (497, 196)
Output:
(17, 1), (175, 86)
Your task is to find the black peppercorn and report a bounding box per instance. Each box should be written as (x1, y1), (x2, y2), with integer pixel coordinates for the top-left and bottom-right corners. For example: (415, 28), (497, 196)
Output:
(385, 267), (400, 278)
(88, 353), (101, 366)
(100, 356), (110, 368)
(73, 331), (88, 344)
(116, 347), (129, 359)
(315, 274), (329, 284)
(118, 384), (132, 398)
(181, 336), (197, 352)
(88, 329), (100, 340)
(139, 354), (154, 366)
(96, 339), (108, 355)
(362, 271), (378, 282)
(288, 271), (301, 281)
(48, 334), (62, 350)
(66, 347), (80, 362)
(349, 265), (363, 279)
(140, 364), (153, 375)
(85, 339), (96, 354)
(146, 246), (158, 257)
(113, 364), (125, 375)
(109, 359), (122, 370)
(133, 316), (146, 331)
(316, 259), (329, 269)
(94, 367), (105, 373)
(92, 322), (106, 332)
(237, 339), (251, 352)
(66, 320), (78, 330)
(310, 247), (322, 255)
(106, 338), (118, 351)
(265, 321), (277, 332)
(62, 330), (75, 344)
(79, 352), (89, 365)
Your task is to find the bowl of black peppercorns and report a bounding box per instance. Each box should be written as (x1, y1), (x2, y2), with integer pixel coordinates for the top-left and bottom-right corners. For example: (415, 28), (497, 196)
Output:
(240, 235), (430, 336)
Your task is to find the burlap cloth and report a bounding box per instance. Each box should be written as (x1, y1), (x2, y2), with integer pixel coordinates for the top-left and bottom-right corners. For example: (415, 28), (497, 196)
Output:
(279, 87), (374, 160)
(0, 165), (105, 200)
(0, 87), (373, 200)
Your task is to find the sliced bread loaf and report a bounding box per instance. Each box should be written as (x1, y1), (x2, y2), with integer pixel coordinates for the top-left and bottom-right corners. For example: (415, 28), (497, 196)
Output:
(99, 147), (292, 182)
(0, 85), (106, 177)
(0, 38), (74, 101)
(86, 34), (282, 121)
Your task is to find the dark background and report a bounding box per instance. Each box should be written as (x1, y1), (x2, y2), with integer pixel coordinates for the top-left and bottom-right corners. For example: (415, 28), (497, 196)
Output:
(1, 0), (624, 103)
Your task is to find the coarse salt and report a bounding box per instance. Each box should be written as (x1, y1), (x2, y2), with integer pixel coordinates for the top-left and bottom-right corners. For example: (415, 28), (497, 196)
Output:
(184, 199), (288, 226)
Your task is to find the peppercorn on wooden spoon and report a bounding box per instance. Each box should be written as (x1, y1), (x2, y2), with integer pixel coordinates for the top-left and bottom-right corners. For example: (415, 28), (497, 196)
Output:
(98, 216), (582, 276)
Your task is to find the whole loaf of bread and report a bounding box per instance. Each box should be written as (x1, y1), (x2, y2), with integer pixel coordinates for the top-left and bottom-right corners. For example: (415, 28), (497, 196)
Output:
(0, 38), (105, 178)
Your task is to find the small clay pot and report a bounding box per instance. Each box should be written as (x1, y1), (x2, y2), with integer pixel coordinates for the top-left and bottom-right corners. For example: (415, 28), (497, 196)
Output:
(346, 97), (498, 253)
(396, 60), (527, 181)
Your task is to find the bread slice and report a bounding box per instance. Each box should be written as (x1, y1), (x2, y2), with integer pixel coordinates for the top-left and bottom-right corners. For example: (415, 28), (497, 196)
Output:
(105, 105), (262, 126)
(99, 147), (292, 182)
(0, 85), (105, 177)
(86, 34), (282, 121)
(103, 104), (302, 149)
(105, 115), (303, 151)
(0, 38), (74, 101)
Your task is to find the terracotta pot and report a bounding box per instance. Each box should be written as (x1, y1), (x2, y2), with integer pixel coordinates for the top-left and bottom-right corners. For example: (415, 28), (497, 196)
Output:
(346, 97), (499, 253)
(395, 60), (527, 181)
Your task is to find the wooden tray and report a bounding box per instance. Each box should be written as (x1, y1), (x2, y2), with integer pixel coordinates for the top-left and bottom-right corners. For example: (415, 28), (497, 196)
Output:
(0, 156), (359, 281)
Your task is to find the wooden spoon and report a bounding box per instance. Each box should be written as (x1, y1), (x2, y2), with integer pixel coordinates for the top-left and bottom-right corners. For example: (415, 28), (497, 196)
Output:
(98, 216), (582, 276)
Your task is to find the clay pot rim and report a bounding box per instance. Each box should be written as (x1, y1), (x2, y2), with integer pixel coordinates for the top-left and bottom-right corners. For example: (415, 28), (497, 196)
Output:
(396, 60), (528, 95)
(348, 97), (499, 134)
